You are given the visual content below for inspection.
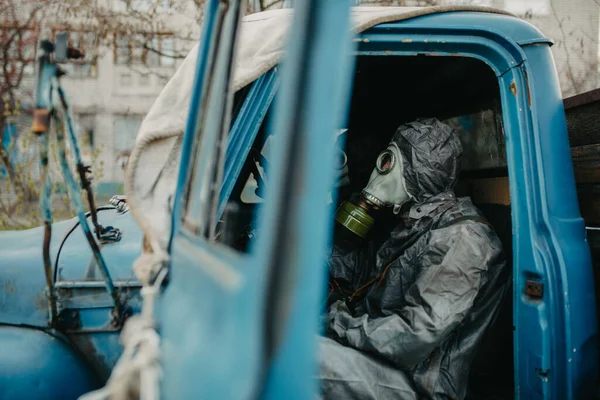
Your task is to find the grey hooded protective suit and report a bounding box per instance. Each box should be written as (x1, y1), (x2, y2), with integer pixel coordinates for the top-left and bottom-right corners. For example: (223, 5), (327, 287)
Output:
(319, 118), (507, 400)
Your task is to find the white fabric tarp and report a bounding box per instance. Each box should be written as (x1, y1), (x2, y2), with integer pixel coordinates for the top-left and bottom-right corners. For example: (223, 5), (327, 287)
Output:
(125, 6), (512, 280)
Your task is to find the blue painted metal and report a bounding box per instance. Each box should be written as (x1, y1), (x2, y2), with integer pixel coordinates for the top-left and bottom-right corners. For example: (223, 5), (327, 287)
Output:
(162, 0), (354, 398)
(33, 41), (56, 114)
(31, 36), (124, 324)
(218, 68), (280, 218)
(52, 111), (122, 317)
(56, 85), (85, 165)
(357, 26), (526, 77)
(256, 0), (355, 398)
(31, 41), (60, 324)
(1, 115), (18, 178)
(0, 326), (100, 400)
(57, 82), (122, 246)
(0, 209), (142, 381)
(0, 209), (142, 327)
(170, 0), (222, 246)
(182, 0), (244, 239)
(496, 59), (555, 400)
(517, 43), (597, 398)
(0, 7), (597, 400)
(39, 132), (57, 321)
(352, 15), (598, 399)
(162, 9), (597, 400)
(161, 0), (264, 398)
(395, 11), (551, 46)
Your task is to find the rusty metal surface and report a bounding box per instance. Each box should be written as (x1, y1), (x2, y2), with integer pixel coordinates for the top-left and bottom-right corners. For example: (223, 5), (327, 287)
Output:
(0, 209), (142, 381)
(525, 280), (544, 299)
(509, 81), (517, 96)
(31, 108), (50, 135)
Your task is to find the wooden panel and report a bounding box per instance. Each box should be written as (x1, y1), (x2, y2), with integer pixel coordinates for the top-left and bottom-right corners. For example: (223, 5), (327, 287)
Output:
(456, 176), (510, 205)
(564, 89), (600, 147)
(564, 88), (600, 110)
(572, 144), (600, 184)
(577, 184), (600, 226)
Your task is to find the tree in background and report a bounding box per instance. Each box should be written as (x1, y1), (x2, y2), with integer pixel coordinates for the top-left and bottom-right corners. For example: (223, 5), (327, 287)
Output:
(0, 0), (47, 228)
(1, 0), (598, 229)
(0, 0), (204, 229)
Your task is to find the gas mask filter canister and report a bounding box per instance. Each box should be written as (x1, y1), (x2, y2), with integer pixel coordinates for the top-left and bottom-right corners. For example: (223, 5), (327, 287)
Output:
(335, 142), (411, 238)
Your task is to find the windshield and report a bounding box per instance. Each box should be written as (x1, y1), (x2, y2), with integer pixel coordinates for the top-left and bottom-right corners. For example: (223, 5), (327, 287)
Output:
(240, 129), (349, 204)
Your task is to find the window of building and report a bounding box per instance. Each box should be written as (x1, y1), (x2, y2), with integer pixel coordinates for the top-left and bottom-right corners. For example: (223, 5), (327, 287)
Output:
(0, 27), (38, 78)
(504, 0), (550, 16)
(51, 30), (98, 78)
(114, 116), (143, 153)
(138, 74), (151, 86)
(158, 74), (170, 87)
(116, 35), (131, 65)
(114, 33), (176, 67)
(458, 0), (493, 5)
(119, 72), (133, 87)
(147, 36), (160, 67)
(160, 37), (175, 67)
(131, 34), (146, 64)
(127, 0), (173, 12)
(76, 114), (96, 164)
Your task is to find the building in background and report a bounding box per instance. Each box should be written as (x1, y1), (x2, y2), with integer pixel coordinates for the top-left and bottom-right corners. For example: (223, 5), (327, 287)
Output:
(1, 0), (599, 197)
(499, 0), (599, 96)
(0, 0), (202, 197)
(62, 31), (193, 188)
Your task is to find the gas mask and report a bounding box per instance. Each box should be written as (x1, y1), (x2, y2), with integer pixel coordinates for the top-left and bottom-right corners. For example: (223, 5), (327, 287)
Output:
(335, 141), (411, 238)
(330, 130), (350, 204)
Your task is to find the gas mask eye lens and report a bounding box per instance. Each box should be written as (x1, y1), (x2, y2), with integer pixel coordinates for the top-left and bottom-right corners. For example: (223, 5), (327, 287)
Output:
(376, 150), (395, 175)
(336, 150), (348, 170)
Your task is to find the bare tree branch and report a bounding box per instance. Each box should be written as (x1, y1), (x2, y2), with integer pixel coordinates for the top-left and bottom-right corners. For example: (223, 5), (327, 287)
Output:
(143, 42), (186, 60)
(549, 0), (584, 95)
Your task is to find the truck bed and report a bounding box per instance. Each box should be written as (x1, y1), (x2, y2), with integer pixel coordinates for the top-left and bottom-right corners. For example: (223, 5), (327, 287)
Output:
(566, 90), (600, 228)
(566, 89), (600, 397)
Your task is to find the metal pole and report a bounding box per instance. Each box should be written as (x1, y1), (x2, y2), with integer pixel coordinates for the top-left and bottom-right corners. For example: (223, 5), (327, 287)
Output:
(52, 106), (123, 318)
(39, 133), (57, 324)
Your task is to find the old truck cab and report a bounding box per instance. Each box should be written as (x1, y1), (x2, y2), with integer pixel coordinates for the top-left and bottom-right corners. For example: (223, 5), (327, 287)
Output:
(1, 3), (598, 400)
(133, 3), (596, 400)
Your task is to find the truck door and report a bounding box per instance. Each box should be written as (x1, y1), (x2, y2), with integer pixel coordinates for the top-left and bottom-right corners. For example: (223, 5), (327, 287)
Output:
(159, 0), (355, 398)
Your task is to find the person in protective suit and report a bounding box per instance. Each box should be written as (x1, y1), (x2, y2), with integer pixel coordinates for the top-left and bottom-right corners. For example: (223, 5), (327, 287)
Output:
(319, 118), (507, 400)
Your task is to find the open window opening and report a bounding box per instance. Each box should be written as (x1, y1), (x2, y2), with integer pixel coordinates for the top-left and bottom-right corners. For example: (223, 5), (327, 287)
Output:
(217, 116), (349, 253)
(216, 117), (270, 252)
(344, 54), (513, 400)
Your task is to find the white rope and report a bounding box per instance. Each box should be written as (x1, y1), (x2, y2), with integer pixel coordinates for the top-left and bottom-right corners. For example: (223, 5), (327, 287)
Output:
(79, 262), (168, 400)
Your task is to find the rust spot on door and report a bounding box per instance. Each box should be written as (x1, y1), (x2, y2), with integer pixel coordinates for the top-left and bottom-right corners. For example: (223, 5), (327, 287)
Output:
(3, 281), (15, 294)
(525, 280), (543, 299)
(34, 291), (49, 311)
(510, 82), (517, 96)
(524, 71), (532, 107)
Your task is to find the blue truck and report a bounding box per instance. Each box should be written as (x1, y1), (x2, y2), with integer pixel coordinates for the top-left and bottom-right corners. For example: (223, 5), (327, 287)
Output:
(1, 3), (599, 399)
